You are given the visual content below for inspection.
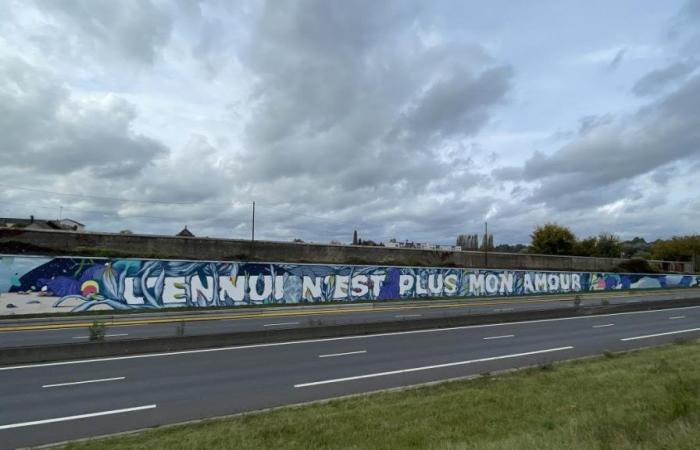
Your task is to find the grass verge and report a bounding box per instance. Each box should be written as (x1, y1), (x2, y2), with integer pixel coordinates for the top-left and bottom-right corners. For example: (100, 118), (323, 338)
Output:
(60, 340), (700, 450)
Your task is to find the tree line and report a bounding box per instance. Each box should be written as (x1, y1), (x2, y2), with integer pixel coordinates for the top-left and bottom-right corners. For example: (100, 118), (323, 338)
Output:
(528, 223), (699, 262)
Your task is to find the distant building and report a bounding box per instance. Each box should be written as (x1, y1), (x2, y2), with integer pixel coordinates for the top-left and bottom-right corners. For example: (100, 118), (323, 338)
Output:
(0, 216), (85, 232)
(176, 226), (195, 237)
(386, 239), (461, 252)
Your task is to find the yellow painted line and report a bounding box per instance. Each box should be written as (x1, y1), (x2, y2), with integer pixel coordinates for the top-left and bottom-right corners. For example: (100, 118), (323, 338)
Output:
(0, 289), (688, 332)
(0, 297), (555, 332)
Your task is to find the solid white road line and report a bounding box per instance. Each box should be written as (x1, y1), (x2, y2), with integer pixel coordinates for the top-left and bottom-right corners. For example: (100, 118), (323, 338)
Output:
(592, 324), (614, 328)
(669, 316), (686, 320)
(493, 308), (513, 312)
(319, 350), (367, 358)
(621, 327), (700, 341)
(71, 334), (129, 339)
(0, 405), (156, 431)
(263, 322), (300, 327)
(483, 334), (514, 340)
(395, 314), (422, 318)
(4, 306), (700, 372)
(42, 377), (125, 388)
(295, 346), (574, 388)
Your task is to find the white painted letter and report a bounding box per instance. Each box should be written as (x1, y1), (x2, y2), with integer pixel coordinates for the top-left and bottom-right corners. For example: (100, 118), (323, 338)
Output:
(523, 274), (535, 294)
(485, 274), (499, 294)
(163, 277), (186, 304)
(303, 276), (323, 300)
(351, 275), (369, 298)
(444, 274), (458, 295)
(274, 276), (285, 300)
(560, 274), (571, 291)
(415, 275), (428, 295)
(249, 275), (273, 301)
(535, 273), (548, 292)
(191, 276), (213, 302)
(333, 276), (349, 299)
(469, 274), (485, 296)
(399, 275), (414, 296)
(499, 273), (514, 294)
(548, 274), (560, 292)
(219, 276), (245, 302)
(370, 275), (385, 297)
(124, 277), (144, 305)
(428, 274), (444, 295)
(572, 274), (582, 291)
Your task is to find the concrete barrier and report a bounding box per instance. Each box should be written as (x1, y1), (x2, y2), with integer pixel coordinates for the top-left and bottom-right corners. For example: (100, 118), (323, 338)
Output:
(2, 296), (698, 366)
(1, 228), (693, 273)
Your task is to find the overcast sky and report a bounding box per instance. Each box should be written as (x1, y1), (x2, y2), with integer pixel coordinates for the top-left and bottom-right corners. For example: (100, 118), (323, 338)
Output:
(1, 0), (699, 245)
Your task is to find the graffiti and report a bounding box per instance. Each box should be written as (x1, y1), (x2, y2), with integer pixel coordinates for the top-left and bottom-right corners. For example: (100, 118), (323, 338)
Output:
(0, 255), (698, 315)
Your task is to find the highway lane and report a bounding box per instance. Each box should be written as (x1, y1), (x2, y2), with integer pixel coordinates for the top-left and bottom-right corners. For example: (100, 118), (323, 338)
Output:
(0, 289), (697, 348)
(1, 304), (700, 448)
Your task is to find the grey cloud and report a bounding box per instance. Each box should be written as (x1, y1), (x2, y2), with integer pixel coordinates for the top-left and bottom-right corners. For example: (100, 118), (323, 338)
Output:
(632, 60), (697, 96)
(526, 74), (700, 182)
(578, 114), (613, 135)
(494, 72), (700, 212)
(528, 175), (640, 211)
(238, 0), (511, 203)
(0, 57), (167, 177)
(35, 0), (172, 65)
(608, 48), (626, 70)
(401, 65), (512, 141)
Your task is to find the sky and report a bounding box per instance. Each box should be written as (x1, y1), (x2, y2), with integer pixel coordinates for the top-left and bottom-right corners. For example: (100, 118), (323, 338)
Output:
(1, 0), (699, 245)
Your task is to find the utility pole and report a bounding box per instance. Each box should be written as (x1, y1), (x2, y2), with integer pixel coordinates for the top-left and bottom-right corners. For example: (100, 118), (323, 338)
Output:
(484, 221), (488, 268)
(251, 201), (255, 243)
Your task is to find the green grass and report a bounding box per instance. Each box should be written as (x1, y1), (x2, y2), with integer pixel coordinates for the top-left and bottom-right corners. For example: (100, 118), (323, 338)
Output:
(61, 341), (700, 450)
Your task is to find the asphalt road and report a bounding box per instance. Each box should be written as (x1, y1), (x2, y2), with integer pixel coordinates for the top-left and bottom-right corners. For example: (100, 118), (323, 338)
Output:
(2, 303), (700, 448)
(0, 289), (698, 348)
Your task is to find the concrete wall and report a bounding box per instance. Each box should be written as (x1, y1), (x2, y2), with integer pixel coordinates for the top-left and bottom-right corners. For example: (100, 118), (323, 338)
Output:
(0, 228), (694, 273)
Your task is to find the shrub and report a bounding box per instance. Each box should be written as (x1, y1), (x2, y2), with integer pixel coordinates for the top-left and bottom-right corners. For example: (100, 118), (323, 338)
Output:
(88, 321), (106, 341)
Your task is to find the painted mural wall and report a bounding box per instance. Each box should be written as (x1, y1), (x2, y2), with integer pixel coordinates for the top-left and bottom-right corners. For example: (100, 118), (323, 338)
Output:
(0, 255), (698, 315)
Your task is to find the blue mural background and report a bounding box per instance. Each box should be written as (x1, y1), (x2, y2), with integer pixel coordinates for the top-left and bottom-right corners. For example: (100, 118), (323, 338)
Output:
(0, 255), (698, 314)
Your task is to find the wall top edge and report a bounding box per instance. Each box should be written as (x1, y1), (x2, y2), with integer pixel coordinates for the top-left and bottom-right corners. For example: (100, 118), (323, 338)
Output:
(0, 253), (695, 277)
(0, 228), (690, 265)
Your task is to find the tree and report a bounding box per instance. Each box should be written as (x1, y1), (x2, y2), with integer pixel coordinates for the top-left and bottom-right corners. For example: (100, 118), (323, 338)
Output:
(530, 223), (576, 255)
(651, 235), (700, 261)
(621, 236), (651, 258)
(494, 244), (527, 253)
(456, 234), (467, 248)
(594, 232), (623, 258)
(573, 237), (597, 257)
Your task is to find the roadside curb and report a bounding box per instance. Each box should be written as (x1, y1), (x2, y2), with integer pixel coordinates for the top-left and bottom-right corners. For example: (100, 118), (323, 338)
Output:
(1, 297), (698, 366)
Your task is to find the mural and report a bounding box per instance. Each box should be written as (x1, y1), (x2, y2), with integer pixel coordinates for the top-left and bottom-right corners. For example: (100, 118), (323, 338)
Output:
(0, 255), (698, 315)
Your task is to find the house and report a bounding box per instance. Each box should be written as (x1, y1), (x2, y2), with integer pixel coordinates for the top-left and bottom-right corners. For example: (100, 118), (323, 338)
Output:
(176, 226), (195, 237)
(0, 216), (85, 232)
